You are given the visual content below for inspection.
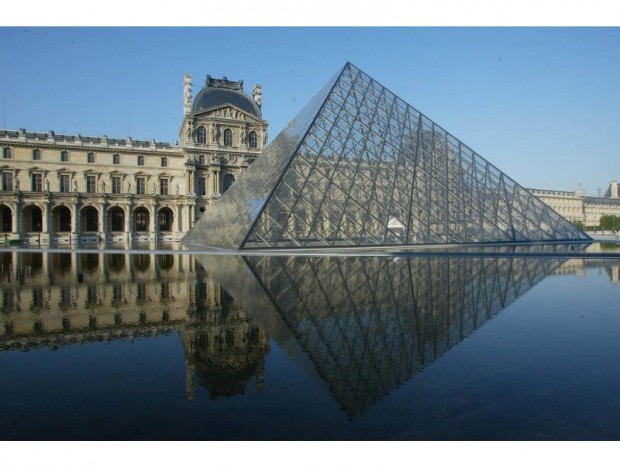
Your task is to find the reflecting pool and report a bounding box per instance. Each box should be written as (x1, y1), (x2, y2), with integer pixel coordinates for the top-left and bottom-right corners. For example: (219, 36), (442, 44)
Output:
(1, 249), (620, 440)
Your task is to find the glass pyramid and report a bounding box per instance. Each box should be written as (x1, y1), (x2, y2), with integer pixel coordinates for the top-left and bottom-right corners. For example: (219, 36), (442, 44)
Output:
(183, 62), (591, 250)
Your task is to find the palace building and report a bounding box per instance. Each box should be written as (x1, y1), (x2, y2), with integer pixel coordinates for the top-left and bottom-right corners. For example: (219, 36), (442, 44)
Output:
(529, 181), (620, 229)
(1, 67), (618, 246)
(0, 74), (268, 244)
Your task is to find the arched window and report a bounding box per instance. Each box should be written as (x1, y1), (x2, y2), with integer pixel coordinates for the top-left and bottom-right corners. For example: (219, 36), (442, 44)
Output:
(158, 208), (173, 232)
(2, 147), (11, 159)
(52, 206), (71, 233)
(23, 205), (42, 232)
(248, 131), (258, 148)
(32, 149), (41, 161)
(161, 157), (168, 167)
(0, 205), (12, 233)
(108, 207), (125, 232)
(113, 153), (120, 165)
(81, 206), (99, 232)
(196, 126), (207, 144)
(223, 128), (232, 146)
(134, 207), (149, 232)
(137, 155), (144, 166)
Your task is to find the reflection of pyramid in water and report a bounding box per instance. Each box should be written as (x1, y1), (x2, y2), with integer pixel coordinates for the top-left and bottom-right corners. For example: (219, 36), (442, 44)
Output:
(183, 62), (591, 249)
(243, 252), (568, 417)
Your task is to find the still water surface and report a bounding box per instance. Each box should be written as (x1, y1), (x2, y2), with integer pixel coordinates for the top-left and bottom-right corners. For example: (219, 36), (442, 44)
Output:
(1, 250), (619, 440)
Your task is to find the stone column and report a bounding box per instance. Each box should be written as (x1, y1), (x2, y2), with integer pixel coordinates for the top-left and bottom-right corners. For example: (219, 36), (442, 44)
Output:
(212, 169), (220, 194)
(150, 204), (157, 241)
(125, 206), (132, 242)
(71, 197), (80, 244)
(12, 200), (20, 237)
(188, 170), (194, 194)
(205, 171), (211, 196)
(176, 205), (183, 233)
(99, 203), (107, 242)
(42, 200), (49, 234)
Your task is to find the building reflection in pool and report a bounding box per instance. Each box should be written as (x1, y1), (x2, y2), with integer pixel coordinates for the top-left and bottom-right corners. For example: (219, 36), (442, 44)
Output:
(0, 251), (270, 401)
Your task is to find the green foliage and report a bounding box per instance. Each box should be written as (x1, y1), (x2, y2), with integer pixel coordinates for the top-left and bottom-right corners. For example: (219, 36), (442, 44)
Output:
(599, 215), (620, 231)
(570, 220), (586, 231)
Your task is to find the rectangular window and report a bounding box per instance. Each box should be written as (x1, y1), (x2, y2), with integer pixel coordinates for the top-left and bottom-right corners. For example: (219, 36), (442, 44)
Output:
(32, 173), (42, 192)
(60, 151), (68, 162)
(2, 172), (13, 191)
(160, 178), (169, 195)
(87, 152), (95, 163)
(86, 175), (96, 193)
(198, 177), (206, 195)
(60, 174), (70, 193)
(33, 149), (41, 161)
(136, 177), (146, 195)
(112, 176), (121, 194)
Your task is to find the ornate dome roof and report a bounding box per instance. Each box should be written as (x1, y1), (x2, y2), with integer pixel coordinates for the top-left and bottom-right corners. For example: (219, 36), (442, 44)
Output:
(192, 75), (262, 119)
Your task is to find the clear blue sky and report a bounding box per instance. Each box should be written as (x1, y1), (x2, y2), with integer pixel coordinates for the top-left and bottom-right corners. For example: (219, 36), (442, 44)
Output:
(1, 27), (619, 196)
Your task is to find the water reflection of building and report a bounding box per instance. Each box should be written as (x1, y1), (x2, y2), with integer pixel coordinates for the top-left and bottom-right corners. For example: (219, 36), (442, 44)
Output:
(184, 273), (269, 400)
(0, 252), (269, 399)
(553, 243), (620, 282)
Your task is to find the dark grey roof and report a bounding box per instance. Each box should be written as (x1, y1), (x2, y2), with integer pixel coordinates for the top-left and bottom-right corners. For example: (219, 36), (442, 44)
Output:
(192, 87), (262, 119)
(585, 196), (620, 205)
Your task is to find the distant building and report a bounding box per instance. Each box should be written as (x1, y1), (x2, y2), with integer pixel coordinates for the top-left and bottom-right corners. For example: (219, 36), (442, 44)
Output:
(530, 181), (620, 228)
(0, 74), (268, 244)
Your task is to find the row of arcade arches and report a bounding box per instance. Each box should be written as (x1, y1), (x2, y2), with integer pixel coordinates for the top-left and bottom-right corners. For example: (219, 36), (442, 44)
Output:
(0, 205), (175, 233)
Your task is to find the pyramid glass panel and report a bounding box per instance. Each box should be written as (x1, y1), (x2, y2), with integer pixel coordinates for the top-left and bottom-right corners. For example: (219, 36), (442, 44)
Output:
(182, 63), (591, 250)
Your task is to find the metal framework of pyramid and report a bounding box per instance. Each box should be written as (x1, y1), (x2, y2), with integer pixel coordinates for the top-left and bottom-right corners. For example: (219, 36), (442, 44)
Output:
(183, 62), (591, 250)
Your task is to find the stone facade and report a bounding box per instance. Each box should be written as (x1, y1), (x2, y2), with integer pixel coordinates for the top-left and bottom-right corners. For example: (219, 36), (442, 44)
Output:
(0, 74), (268, 244)
(530, 181), (620, 228)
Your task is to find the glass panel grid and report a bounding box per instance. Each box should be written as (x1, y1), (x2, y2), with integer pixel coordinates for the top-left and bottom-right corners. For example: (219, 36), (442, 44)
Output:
(183, 62), (591, 250)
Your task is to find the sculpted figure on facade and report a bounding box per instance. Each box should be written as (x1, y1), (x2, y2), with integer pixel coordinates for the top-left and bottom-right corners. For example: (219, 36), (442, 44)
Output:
(253, 84), (262, 107)
(185, 119), (194, 143)
(183, 75), (193, 115)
